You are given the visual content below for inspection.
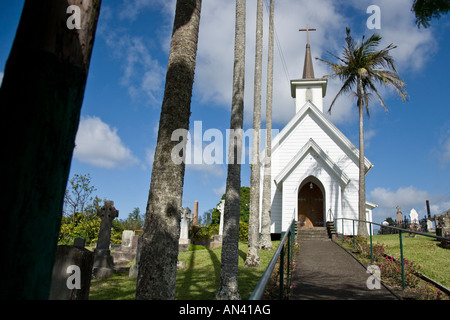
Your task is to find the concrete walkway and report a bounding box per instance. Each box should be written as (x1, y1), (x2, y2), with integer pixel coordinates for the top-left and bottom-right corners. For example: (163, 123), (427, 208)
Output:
(289, 240), (399, 300)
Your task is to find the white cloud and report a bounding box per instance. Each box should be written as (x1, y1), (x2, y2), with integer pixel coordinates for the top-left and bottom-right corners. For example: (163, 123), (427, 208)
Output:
(434, 122), (450, 169)
(191, 0), (435, 127)
(74, 116), (139, 169)
(369, 186), (450, 221)
(119, 0), (175, 21)
(104, 33), (165, 104)
(213, 183), (226, 197)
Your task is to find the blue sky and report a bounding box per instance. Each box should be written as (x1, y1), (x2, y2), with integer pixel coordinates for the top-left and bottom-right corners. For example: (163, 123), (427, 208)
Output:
(1, 0), (449, 224)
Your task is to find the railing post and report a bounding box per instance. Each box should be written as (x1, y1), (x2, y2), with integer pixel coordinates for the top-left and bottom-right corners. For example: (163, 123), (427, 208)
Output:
(369, 221), (373, 264)
(279, 244), (285, 300)
(352, 220), (355, 250)
(342, 218), (345, 242)
(399, 230), (405, 290)
(286, 228), (291, 290)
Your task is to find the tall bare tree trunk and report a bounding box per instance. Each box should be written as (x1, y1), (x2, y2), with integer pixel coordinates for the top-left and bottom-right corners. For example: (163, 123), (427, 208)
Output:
(0, 0), (101, 299)
(357, 76), (368, 237)
(260, 0), (274, 250)
(136, 0), (202, 300)
(215, 0), (245, 300)
(245, 0), (263, 268)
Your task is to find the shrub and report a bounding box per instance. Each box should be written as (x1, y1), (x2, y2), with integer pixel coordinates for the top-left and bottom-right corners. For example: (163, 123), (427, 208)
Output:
(379, 255), (420, 288)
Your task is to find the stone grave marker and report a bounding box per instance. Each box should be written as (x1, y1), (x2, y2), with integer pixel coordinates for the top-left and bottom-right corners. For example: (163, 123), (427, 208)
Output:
(112, 230), (137, 265)
(395, 206), (403, 226)
(49, 245), (94, 300)
(73, 237), (85, 248)
(179, 207), (192, 252)
(93, 200), (119, 279)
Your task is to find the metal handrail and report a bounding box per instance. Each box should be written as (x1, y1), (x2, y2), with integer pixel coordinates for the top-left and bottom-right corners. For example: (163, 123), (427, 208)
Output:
(334, 217), (450, 290)
(249, 219), (296, 300)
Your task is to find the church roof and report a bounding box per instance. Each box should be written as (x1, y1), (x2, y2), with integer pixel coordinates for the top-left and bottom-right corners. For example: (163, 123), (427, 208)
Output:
(274, 138), (350, 187)
(261, 101), (374, 175)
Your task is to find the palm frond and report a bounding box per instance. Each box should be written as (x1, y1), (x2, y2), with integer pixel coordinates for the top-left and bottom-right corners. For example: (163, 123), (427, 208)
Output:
(317, 27), (408, 118)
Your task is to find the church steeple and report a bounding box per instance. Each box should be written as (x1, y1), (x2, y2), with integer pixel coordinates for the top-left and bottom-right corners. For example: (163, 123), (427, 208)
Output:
(302, 43), (315, 79)
(299, 25), (316, 79)
(290, 25), (327, 113)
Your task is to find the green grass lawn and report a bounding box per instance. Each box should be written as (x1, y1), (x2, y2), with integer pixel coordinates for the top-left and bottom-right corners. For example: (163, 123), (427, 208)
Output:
(369, 234), (450, 288)
(89, 241), (280, 300)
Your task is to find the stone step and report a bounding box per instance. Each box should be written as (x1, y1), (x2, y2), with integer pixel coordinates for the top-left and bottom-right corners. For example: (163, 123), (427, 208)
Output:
(297, 227), (330, 241)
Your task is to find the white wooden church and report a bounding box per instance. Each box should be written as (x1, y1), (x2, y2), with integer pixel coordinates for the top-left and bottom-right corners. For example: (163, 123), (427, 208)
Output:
(260, 38), (377, 236)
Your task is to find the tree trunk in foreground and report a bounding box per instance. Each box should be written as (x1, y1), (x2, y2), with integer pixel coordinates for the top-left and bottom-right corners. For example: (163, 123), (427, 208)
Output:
(135, 0), (202, 300)
(357, 77), (368, 237)
(245, 0), (263, 268)
(260, 0), (274, 251)
(0, 0), (101, 299)
(216, 0), (246, 300)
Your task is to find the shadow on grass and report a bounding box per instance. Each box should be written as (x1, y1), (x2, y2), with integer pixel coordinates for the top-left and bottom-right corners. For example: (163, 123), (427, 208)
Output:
(89, 272), (137, 300)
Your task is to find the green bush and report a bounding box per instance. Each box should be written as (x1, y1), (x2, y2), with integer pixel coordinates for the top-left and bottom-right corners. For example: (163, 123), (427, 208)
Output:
(239, 221), (248, 241)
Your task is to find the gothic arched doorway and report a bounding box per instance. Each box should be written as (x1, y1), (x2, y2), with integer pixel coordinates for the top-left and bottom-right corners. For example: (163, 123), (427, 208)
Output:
(298, 179), (324, 227)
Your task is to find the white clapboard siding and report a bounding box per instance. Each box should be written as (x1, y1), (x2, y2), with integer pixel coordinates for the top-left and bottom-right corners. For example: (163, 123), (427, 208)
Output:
(259, 99), (374, 235)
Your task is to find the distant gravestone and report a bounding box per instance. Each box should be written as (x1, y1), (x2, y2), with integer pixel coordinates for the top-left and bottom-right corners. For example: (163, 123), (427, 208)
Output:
(49, 245), (94, 300)
(218, 199), (225, 237)
(395, 206), (403, 226)
(437, 214), (450, 238)
(179, 207), (192, 252)
(210, 200), (225, 249)
(426, 219), (434, 232)
(409, 208), (419, 225)
(112, 230), (137, 266)
(93, 200), (119, 279)
(129, 235), (142, 278)
(73, 237), (85, 248)
(121, 230), (135, 248)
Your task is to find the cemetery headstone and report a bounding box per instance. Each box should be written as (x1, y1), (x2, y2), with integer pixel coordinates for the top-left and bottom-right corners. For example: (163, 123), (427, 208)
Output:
(218, 199), (225, 238)
(426, 219), (434, 232)
(409, 208), (419, 225)
(408, 208), (421, 235)
(179, 207), (192, 252)
(49, 245), (94, 300)
(73, 237), (85, 248)
(112, 230), (137, 265)
(210, 200), (225, 249)
(129, 235), (142, 278)
(193, 200), (199, 226)
(93, 200), (119, 279)
(395, 206), (403, 226)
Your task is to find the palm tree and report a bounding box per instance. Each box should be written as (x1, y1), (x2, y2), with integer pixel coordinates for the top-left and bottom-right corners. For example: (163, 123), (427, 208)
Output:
(260, 0), (274, 251)
(215, 0), (246, 300)
(245, 0), (263, 268)
(316, 28), (407, 236)
(136, 0), (202, 300)
(0, 0), (101, 299)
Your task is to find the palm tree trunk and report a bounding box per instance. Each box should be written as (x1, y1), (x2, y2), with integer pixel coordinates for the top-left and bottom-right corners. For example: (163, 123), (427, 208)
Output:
(136, 0), (202, 300)
(357, 77), (368, 237)
(260, 0), (274, 251)
(216, 0), (246, 300)
(245, 0), (263, 268)
(0, 0), (101, 299)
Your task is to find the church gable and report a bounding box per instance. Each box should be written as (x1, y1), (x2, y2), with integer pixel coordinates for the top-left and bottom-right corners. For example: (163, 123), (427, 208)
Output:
(263, 101), (373, 177)
(274, 138), (350, 187)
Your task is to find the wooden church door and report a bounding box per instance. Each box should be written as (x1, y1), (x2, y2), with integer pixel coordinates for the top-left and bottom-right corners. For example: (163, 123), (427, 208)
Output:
(298, 182), (324, 227)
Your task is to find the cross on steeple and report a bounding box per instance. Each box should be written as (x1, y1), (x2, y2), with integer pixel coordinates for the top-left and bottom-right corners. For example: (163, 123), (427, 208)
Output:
(298, 24), (316, 79)
(299, 24), (316, 46)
